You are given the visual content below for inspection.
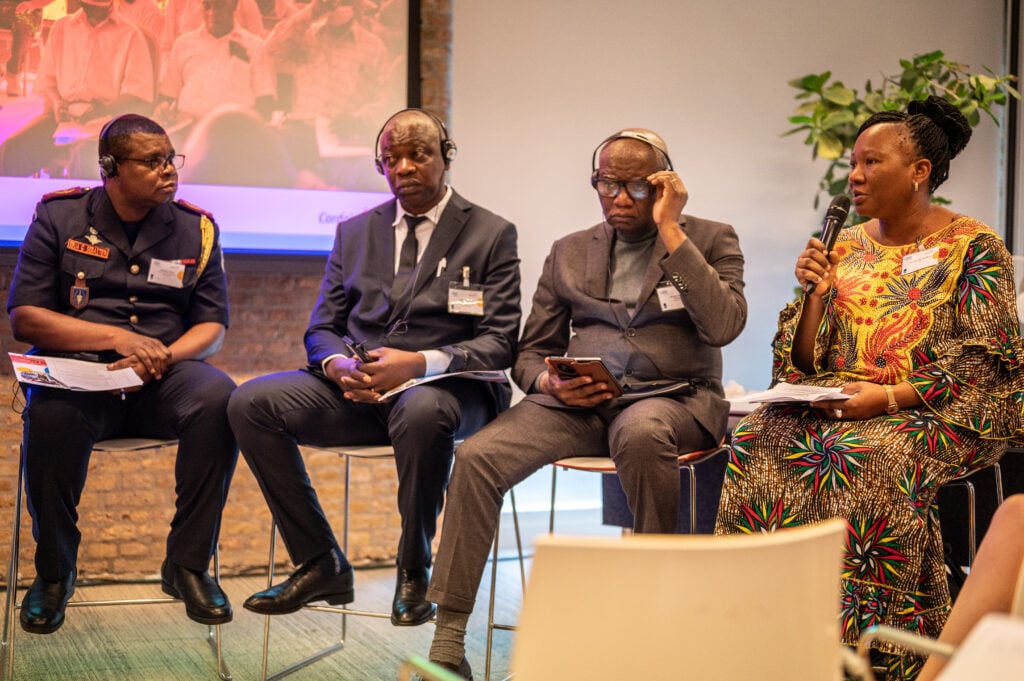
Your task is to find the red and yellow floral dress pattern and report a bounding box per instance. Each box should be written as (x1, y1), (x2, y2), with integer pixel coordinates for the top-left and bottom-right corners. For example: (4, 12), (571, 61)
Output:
(715, 216), (1023, 681)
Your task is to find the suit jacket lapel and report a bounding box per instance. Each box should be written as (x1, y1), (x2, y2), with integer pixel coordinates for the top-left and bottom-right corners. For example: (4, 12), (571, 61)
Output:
(633, 239), (669, 321)
(407, 192), (470, 297)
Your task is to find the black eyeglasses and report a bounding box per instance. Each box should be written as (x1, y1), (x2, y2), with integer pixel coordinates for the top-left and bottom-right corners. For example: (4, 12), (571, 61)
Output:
(118, 154), (186, 172)
(592, 177), (652, 200)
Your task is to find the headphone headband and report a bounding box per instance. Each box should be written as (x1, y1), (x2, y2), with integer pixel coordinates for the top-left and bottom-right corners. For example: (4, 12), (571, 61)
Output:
(590, 130), (674, 178)
(374, 108), (457, 174)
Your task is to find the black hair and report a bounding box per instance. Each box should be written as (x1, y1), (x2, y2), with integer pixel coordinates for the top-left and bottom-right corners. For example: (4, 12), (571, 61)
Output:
(98, 114), (168, 161)
(855, 94), (972, 193)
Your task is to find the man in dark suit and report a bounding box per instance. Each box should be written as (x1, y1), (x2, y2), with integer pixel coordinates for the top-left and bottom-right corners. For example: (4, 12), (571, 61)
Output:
(423, 129), (747, 679)
(7, 113), (237, 634)
(228, 108), (521, 627)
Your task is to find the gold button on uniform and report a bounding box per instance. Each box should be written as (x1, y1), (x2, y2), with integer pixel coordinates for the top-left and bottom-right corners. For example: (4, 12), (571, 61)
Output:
(130, 264), (140, 275)
(129, 315), (139, 324)
(129, 295), (138, 303)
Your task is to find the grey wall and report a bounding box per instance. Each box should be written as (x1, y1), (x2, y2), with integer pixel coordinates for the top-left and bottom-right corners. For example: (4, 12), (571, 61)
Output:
(450, 0), (1009, 392)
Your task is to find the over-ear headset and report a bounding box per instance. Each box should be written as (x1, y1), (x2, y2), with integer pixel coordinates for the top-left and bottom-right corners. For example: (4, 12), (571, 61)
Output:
(97, 116), (121, 179)
(590, 130), (674, 186)
(373, 108), (457, 174)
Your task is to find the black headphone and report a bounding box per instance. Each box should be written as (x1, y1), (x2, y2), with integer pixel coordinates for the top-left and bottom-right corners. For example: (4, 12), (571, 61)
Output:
(97, 116), (121, 179)
(373, 108), (457, 174)
(589, 130), (674, 186)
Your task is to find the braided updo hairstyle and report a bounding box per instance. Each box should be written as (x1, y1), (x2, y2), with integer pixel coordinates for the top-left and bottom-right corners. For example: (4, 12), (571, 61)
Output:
(856, 95), (972, 193)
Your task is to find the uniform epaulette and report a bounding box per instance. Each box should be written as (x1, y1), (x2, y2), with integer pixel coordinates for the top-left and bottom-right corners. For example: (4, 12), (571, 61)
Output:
(41, 187), (90, 202)
(174, 198), (215, 220)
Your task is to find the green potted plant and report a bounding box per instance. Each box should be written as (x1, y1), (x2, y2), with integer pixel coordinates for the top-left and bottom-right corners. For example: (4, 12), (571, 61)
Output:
(786, 50), (1018, 219)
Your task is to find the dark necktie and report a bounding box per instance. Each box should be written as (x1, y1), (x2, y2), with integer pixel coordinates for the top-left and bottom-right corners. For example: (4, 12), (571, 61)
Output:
(391, 215), (427, 301)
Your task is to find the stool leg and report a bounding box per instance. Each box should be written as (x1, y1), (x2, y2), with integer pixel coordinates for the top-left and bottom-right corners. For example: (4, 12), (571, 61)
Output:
(965, 480), (976, 567)
(485, 515), (500, 681)
(208, 545), (232, 680)
(2, 447), (25, 681)
(259, 522), (279, 681)
(686, 464), (698, 534)
(509, 489), (526, 593)
(548, 466), (558, 534)
(994, 462), (1005, 507)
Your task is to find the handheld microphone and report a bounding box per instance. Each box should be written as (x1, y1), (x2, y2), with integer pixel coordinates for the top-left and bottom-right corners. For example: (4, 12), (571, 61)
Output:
(803, 195), (851, 293)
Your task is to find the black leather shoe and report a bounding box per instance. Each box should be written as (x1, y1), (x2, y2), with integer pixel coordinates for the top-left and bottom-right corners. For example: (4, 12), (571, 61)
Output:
(436, 657), (473, 680)
(243, 559), (355, 615)
(391, 566), (435, 626)
(161, 560), (233, 625)
(20, 570), (75, 635)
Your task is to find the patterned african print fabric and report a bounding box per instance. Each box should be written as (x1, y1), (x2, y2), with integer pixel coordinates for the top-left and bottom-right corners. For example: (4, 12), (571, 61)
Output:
(715, 216), (1024, 681)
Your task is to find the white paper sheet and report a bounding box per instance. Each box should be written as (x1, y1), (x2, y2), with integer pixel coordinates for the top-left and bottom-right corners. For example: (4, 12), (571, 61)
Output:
(741, 382), (852, 404)
(9, 353), (144, 391)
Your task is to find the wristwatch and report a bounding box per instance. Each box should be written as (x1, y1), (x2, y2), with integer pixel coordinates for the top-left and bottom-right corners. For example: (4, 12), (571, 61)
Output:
(884, 385), (899, 415)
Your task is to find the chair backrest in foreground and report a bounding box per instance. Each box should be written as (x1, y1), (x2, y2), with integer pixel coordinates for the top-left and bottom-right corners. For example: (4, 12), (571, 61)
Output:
(511, 519), (846, 681)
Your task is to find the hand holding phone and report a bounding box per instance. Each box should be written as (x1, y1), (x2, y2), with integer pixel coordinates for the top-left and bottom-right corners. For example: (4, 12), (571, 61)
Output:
(545, 356), (623, 398)
(342, 335), (374, 363)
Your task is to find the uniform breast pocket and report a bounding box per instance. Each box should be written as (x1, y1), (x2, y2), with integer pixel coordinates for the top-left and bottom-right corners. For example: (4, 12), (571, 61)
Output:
(60, 253), (110, 310)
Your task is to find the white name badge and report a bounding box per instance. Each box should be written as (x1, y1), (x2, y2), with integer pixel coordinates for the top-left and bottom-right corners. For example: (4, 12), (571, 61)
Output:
(448, 283), (484, 316)
(901, 246), (941, 275)
(656, 282), (685, 311)
(147, 258), (187, 288)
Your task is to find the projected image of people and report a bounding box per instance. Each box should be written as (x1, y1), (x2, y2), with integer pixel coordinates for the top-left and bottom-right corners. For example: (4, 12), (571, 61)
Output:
(0, 0), (407, 190)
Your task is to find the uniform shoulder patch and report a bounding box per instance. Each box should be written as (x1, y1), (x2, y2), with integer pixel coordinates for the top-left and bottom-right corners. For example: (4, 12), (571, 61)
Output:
(41, 187), (90, 202)
(174, 198), (215, 220)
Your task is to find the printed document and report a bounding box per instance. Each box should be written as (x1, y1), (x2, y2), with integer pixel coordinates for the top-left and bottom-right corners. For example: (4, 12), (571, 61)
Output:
(9, 353), (143, 391)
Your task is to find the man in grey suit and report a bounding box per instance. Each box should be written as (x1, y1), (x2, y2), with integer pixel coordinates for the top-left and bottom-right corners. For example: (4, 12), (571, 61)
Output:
(227, 109), (521, 627)
(424, 129), (746, 679)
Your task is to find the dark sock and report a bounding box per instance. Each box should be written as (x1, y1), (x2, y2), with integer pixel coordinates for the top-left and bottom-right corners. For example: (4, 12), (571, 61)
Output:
(429, 606), (470, 666)
(312, 545), (351, 575)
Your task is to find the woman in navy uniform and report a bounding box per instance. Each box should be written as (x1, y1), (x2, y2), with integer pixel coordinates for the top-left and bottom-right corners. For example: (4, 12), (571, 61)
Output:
(7, 113), (238, 634)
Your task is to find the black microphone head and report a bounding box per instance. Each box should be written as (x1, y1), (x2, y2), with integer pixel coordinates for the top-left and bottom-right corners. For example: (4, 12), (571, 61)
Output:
(827, 194), (851, 220)
(818, 194), (851, 254)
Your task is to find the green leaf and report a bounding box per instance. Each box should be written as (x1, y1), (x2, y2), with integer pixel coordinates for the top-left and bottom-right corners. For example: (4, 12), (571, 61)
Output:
(822, 83), (856, 106)
(817, 131), (844, 160)
(973, 74), (998, 90)
(828, 177), (849, 195)
(821, 109), (855, 129)
(789, 72), (832, 93)
(863, 91), (886, 112)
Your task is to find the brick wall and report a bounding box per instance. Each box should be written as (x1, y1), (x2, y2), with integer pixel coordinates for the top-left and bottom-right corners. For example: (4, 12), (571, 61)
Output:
(0, 0), (453, 581)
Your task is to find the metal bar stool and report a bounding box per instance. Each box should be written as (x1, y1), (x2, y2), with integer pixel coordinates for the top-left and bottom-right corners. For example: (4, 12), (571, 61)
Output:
(944, 462), (1005, 568)
(483, 439), (729, 680)
(256, 442), (463, 681)
(1, 438), (231, 681)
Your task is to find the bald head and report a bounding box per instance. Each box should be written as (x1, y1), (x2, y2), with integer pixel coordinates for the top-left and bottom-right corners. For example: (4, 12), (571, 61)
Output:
(598, 128), (671, 172)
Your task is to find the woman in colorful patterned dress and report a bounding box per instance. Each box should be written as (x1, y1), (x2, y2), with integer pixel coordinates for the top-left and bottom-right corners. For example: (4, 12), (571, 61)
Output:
(715, 95), (1023, 680)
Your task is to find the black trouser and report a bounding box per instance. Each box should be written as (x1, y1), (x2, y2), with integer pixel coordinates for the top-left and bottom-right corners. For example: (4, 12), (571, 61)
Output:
(22, 360), (238, 580)
(228, 371), (500, 569)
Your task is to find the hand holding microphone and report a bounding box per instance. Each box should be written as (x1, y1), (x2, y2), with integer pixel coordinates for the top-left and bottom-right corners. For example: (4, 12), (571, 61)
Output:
(799, 195), (851, 294)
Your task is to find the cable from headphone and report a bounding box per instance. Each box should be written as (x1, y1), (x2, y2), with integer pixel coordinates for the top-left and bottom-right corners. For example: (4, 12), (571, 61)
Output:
(373, 108), (458, 174)
(590, 130), (674, 186)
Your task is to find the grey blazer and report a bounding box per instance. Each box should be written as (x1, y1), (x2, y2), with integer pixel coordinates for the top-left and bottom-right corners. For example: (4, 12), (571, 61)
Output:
(512, 216), (746, 439)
